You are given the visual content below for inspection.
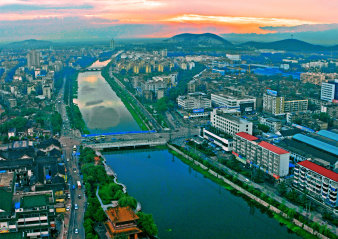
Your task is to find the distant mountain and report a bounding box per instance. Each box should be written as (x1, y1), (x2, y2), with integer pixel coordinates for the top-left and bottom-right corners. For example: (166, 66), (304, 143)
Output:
(166, 33), (233, 47)
(240, 39), (330, 51)
(4, 39), (53, 49)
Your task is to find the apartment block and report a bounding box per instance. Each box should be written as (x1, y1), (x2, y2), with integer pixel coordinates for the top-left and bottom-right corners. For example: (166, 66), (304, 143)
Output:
(233, 132), (290, 178)
(293, 160), (338, 208)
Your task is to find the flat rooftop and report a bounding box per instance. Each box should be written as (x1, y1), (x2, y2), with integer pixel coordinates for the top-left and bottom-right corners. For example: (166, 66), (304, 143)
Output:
(293, 134), (338, 157)
(0, 172), (14, 188)
(211, 93), (255, 100)
(276, 139), (337, 166)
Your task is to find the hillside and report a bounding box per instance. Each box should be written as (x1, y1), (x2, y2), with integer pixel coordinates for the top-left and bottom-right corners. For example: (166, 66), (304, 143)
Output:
(4, 39), (53, 48)
(241, 39), (329, 51)
(166, 33), (233, 47)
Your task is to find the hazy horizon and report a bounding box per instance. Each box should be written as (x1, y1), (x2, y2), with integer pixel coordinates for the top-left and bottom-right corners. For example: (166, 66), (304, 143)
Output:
(0, 0), (337, 45)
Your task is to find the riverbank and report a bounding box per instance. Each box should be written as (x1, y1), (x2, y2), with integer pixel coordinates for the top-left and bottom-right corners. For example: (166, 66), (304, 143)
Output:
(168, 144), (335, 239)
(64, 69), (89, 134)
(101, 63), (151, 131)
(80, 147), (158, 238)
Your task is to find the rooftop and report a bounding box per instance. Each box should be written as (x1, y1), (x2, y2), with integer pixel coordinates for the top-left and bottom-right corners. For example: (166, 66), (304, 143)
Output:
(317, 130), (338, 142)
(298, 160), (338, 182)
(276, 139), (338, 166)
(258, 141), (289, 155)
(106, 207), (139, 223)
(293, 134), (338, 156)
(21, 194), (49, 209)
(0, 172), (14, 188)
(0, 189), (13, 212)
(236, 132), (258, 141)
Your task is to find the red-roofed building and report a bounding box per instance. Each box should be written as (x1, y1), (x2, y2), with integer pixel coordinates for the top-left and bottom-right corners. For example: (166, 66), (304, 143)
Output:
(258, 141), (289, 155)
(294, 160), (338, 208)
(235, 132), (258, 141)
(232, 132), (290, 178)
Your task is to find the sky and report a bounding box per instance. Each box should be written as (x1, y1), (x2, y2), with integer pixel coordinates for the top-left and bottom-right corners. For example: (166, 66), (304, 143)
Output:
(0, 0), (337, 43)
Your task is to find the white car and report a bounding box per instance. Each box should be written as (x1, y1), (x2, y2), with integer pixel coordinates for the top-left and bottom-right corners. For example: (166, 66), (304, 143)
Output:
(74, 228), (78, 234)
(66, 205), (70, 211)
(74, 204), (78, 210)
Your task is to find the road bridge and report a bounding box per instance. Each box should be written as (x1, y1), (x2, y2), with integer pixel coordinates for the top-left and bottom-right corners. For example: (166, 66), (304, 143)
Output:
(81, 127), (200, 150)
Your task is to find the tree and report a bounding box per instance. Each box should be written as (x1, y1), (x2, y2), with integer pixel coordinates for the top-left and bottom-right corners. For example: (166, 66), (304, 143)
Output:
(277, 181), (288, 197)
(137, 212), (158, 236)
(258, 124), (270, 133)
(118, 195), (137, 209)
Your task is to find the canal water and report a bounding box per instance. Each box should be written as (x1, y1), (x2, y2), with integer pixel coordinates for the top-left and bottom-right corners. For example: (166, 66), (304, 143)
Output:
(78, 60), (300, 239)
(76, 60), (140, 134)
(105, 150), (300, 239)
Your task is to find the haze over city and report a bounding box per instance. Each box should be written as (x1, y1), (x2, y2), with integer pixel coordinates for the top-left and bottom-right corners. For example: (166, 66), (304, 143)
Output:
(0, 0), (337, 43)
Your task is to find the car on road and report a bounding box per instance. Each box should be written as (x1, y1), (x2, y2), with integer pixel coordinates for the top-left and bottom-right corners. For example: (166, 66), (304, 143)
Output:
(67, 158), (70, 162)
(78, 194), (81, 199)
(74, 204), (78, 210)
(68, 194), (71, 199)
(245, 178), (250, 182)
(74, 228), (78, 234)
(72, 185), (76, 190)
(73, 168), (76, 173)
(66, 205), (70, 211)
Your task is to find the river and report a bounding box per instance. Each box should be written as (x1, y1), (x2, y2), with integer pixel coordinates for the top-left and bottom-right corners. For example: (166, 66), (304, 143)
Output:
(104, 150), (300, 239)
(76, 60), (140, 134)
(77, 61), (300, 239)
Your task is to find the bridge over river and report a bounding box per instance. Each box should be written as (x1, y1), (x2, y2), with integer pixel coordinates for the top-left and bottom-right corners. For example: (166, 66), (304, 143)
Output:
(81, 127), (199, 150)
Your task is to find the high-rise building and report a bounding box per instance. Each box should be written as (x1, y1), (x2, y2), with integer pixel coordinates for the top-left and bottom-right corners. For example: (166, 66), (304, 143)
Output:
(263, 90), (308, 115)
(110, 39), (115, 50)
(263, 92), (284, 115)
(27, 50), (41, 68)
(321, 79), (338, 102)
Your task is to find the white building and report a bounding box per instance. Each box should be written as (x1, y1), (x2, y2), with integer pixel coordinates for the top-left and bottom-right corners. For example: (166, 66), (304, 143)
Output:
(226, 54), (241, 61)
(293, 160), (338, 208)
(211, 94), (256, 113)
(211, 110), (253, 135)
(202, 128), (233, 152)
(177, 92), (211, 110)
(321, 80), (338, 102)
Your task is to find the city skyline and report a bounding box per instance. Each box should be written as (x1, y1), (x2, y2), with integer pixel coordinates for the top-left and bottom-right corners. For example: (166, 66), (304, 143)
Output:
(0, 0), (337, 42)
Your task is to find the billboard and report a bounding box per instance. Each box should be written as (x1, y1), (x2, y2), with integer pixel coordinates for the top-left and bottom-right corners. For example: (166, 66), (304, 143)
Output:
(266, 89), (278, 97)
(193, 108), (204, 113)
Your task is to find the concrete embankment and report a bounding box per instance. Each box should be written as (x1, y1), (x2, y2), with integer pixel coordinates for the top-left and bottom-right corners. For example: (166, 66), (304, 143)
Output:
(168, 144), (330, 239)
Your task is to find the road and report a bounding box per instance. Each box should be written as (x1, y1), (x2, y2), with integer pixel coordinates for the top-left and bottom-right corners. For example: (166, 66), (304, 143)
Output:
(55, 75), (84, 239)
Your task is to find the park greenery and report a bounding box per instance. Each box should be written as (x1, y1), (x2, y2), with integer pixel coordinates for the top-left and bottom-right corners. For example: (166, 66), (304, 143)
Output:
(169, 144), (337, 239)
(79, 147), (158, 238)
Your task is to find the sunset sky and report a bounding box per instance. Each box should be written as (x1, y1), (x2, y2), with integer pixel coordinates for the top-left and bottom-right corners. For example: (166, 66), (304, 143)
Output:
(0, 0), (337, 41)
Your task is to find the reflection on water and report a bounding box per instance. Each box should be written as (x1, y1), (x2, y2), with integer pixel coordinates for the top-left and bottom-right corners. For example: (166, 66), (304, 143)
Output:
(87, 59), (111, 69)
(105, 150), (301, 239)
(77, 62), (140, 134)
